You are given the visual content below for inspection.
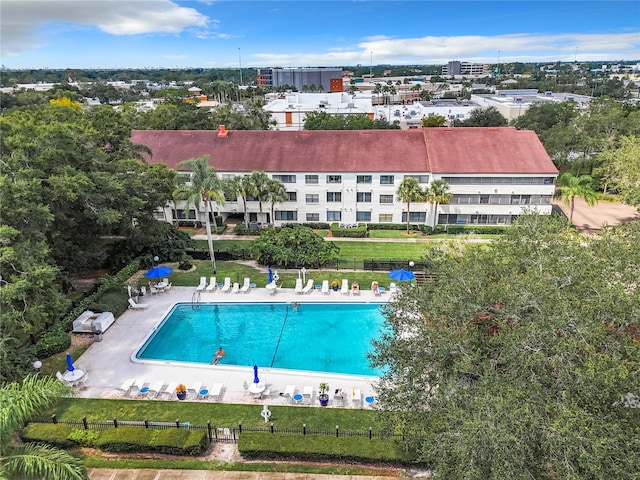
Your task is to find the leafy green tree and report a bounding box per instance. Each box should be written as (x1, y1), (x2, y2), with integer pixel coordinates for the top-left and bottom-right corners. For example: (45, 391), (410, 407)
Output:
(454, 106), (507, 127)
(174, 156), (225, 273)
(554, 172), (598, 222)
(396, 177), (424, 233)
(250, 225), (339, 268)
(0, 375), (87, 479)
(425, 179), (452, 228)
(371, 215), (640, 479)
(594, 135), (640, 206)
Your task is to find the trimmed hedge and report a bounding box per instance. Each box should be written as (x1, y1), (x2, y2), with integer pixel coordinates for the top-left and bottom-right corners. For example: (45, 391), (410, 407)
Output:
(239, 432), (410, 464)
(446, 225), (507, 235)
(20, 423), (78, 448)
(330, 223), (368, 238)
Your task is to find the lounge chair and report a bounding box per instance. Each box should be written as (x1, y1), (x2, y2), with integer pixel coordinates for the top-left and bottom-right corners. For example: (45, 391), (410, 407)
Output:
(231, 282), (240, 294)
(196, 276), (207, 291)
(301, 279), (314, 294)
(294, 278), (303, 294)
(352, 282), (361, 295)
(128, 298), (148, 310)
(205, 276), (217, 291)
(371, 281), (380, 296)
(239, 277), (251, 293)
(341, 279), (349, 295)
(220, 277), (231, 293)
(321, 280), (329, 295)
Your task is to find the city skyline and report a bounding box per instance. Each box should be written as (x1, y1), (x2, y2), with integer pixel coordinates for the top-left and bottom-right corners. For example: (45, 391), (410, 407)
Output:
(1, 1), (638, 70)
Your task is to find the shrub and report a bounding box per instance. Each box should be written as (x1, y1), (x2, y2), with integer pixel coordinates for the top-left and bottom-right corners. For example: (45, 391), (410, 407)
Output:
(20, 423), (78, 448)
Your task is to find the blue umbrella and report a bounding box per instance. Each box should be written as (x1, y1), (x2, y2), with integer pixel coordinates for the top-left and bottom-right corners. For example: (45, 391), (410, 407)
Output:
(144, 265), (173, 281)
(253, 364), (260, 384)
(66, 353), (74, 372)
(389, 269), (416, 281)
(268, 268), (273, 283)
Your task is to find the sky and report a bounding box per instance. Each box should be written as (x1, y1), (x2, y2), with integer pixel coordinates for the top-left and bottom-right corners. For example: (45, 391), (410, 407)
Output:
(1, 1), (638, 70)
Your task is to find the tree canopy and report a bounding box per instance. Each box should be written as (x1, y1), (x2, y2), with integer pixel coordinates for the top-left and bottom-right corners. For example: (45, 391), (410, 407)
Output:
(371, 214), (640, 479)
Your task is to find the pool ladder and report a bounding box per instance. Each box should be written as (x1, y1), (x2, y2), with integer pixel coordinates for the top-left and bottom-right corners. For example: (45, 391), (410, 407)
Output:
(191, 291), (201, 310)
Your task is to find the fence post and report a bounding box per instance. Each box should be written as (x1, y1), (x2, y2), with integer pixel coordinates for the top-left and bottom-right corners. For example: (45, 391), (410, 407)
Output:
(369, 427), (372, 440)
(113, 417), (117, 428)
(336, 425), (339, 437)
(303, 423), (306, 435)
(144, 418), (149, 429)
(207, 421), (212, 442)
(175, 419), (180, 429)
(82, 416), (88, 430)
(51, 414), (57, 424)
(270, 422), (274, 434)
(238, 421), (242, 433)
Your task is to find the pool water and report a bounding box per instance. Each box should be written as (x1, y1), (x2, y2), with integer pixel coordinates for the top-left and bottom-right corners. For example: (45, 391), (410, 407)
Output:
(136, 302), (386, 376)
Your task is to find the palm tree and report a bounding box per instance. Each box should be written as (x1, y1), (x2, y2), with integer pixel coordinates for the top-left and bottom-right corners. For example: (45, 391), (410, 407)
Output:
(425, 179), (453, 229)
(0, 375), (87, 480)
(396, 177), (424, 233)
(267, 178), (288, 225)
(174, 155), (224, 274)
(248, 171), (271, 224)
(554, 172), (598, 222)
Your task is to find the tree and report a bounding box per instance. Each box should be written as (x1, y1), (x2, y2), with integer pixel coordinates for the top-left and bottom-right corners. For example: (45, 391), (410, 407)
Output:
(454, 106), (507, 127)
(396, 177), (424, 233)
(554, 172), (598, 222)
(174, 155), (224, 273)
(370, 215), (640, 478)
(266, 178), (288, 224)
(425, 179), (452, 228)
(0, 375), (87, 479)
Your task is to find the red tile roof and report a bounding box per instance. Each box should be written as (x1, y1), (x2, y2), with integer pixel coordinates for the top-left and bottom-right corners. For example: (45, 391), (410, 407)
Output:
(131, 127), (557, 175)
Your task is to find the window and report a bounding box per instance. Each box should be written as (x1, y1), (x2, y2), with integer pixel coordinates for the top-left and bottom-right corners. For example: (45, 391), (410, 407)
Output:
(356, 192), (372, 202)
(404, 174), (429, 183)
(327, 211), (341, 221)
(305, 175), (319, 184)
(272, 175), (296, 183)
(306, 213), (319, 222)
(306, 194), (319, 204)
(286, 192), (297, 201)
(275, 211), (297, 221)
(379, 194), (394, 204)
(379, 213), (393, 223)
(326, 192), (342, 202)
(327, 175), (342, 184)
(357, 175), (372, 184)
(402, 212), (426, 222)
(356, 211), (371, 222)
(380, 175), (395, 185)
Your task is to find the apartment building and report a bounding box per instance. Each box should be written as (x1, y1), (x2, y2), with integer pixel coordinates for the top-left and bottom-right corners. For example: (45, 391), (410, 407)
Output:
(131, 127), (558, 228)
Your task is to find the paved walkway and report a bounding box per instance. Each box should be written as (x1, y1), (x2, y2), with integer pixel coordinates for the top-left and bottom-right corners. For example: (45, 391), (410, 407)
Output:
(88, 469), (404, 479)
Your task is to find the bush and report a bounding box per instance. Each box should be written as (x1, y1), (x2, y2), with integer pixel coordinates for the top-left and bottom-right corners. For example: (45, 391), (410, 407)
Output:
(20, 423), (78, 448)
(36, 325), (71, 359)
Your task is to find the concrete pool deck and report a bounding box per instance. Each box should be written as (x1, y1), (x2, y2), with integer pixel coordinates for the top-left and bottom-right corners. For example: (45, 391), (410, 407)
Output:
(76, 285), (389, 408)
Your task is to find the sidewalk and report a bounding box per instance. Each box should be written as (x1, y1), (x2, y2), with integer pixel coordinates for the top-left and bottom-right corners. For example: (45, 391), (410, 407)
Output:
(88, 468), (406, 479)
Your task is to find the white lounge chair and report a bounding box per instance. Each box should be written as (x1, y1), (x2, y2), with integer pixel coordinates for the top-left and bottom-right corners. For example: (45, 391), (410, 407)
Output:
(341, 279), (349, 295)
(321, 280), (329, 295)
(220, 277), (231, 293)
(293, 278), (303, 294)
(302, 279), (314, 294)
(196, 276), (207, 291)
(128, 298), (148, 310)
(239, 277), (251, 293)
(205, 276), (217, 291)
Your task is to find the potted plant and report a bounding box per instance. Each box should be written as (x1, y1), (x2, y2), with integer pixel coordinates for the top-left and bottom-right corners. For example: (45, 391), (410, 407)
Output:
(318, 382), (330, 406)
(176, 384), (187, 400)
(330, 280), (340, 291)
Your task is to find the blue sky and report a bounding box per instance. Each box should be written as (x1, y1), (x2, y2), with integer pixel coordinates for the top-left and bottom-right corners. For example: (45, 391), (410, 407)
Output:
(1, 1), (638, 69)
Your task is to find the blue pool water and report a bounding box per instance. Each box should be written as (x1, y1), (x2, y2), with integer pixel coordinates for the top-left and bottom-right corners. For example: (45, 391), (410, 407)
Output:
(136, 302), (386, 376)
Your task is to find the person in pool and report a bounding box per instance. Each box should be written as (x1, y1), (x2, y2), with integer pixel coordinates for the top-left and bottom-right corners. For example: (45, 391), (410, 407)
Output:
(211, 347), (226, 365)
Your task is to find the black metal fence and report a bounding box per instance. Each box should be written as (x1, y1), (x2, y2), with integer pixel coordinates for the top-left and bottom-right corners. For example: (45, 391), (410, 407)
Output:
(33, 415), (401, 444)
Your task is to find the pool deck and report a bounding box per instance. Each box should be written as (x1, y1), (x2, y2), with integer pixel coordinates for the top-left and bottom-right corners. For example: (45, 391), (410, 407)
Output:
(76, 285), (389, 409)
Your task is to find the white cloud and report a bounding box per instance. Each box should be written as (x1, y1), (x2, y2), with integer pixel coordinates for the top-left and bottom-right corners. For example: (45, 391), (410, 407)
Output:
(1, 0), (209, 56)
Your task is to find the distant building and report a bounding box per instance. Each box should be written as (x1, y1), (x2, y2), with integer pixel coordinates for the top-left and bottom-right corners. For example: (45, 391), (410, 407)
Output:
(257, 67), (343, 93)
(442, 61), (488, 76)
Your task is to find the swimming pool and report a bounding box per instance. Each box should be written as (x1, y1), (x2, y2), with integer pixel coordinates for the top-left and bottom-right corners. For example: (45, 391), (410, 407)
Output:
(136, 302), (386, 376)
